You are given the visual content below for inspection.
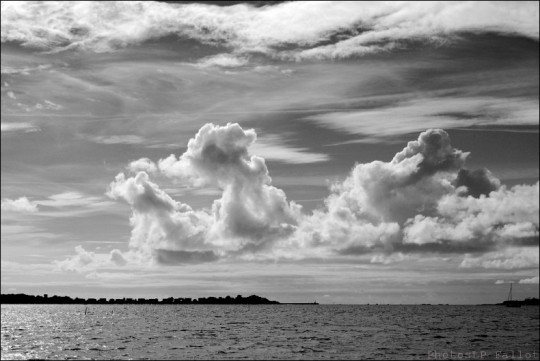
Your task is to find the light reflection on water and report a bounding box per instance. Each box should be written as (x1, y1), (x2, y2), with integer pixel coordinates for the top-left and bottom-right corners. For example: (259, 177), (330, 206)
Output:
(1, 304), (538, 360)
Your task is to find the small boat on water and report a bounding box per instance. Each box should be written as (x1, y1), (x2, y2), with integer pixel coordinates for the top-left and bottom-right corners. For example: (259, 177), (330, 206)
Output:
(503, 283), (521, 308)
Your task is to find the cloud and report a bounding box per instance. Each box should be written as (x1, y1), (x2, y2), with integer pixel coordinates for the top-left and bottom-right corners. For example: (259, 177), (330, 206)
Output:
(54, 245), (126, 272)
(280, 209), (400, 260)
(495, 279), (506, 285)
(1, 197), (38, 213)
(324, 129), (471, 225)
(0, 224), (59, 244)
(249, 135), (330, 164)
(106, 123), (302, 264)
(110, 249), (127, 266)
(1, 122), (40, 132)
(157, 123), (302, 246)
(403, 183), (539, 248)
(195, 53), (249, 68)
(107, 171), (213, 263)
(454, 169), (501, 198)
(518, 276), (539, 284)
(460, 247), (539, 270)
(304, 97), (540, 140)
(289, 2), (540, 61)
(1, 2), (537, 60)
(128, 158), (157, 174)
(54, 245), (98, 272)
(1, 192), (115, 231)
(288, 128), (537, 257)
(0, 64), (52, 75)
(56, 123), (538, 269)
(35, 191), (114, 209)
(370, 253), (414, 265)
(152, 132), (330, 168)
(87, 135), (145, 145)
(154, 249), (219, 265)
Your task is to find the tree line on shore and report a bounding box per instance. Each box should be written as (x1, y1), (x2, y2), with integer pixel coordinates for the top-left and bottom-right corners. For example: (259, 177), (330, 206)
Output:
(1, 293), (280, 305)
(499, 297), (539, 306)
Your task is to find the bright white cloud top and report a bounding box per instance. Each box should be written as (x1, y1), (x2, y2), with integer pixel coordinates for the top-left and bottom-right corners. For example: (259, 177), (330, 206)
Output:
(1, 1), (538, 58)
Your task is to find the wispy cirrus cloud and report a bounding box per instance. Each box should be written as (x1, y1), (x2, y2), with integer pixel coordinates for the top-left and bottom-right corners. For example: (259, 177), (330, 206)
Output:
(195, 53), (250, 68)
(1, 192), (117, 247)
(305, 97), (540, 141)
(35, 191), (115, 209)
(3, 224), (62, 239)
(0, 64), (52, 75)
(1, 122), (39, 133)
(85, 134), (146, 145)
(250, 135), (330, 164)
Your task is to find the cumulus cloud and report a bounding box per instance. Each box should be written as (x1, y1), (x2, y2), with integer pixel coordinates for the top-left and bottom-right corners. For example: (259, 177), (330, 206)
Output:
(403, 183), (539, 248)
(158, 123), (302, 247)
(280, 208), (400, 260)
(1, 2), (537, 60)
(1, 197), (38, 213)
(454, 169), (501, 198)
(325, 129), (471, 225)
(110, 249), (127, 266)
(54, 245), (126, 272)
(128, 157), (157, 174)
(55, 123), (538, 269)
(106, 123), (302, 265)
(107, 171), (214, 263)
(292, 128), (538, 257)
(518, 276), (539, 284)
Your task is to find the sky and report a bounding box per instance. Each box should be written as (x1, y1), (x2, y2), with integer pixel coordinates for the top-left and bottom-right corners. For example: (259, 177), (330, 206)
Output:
(1, 1), (539, 304)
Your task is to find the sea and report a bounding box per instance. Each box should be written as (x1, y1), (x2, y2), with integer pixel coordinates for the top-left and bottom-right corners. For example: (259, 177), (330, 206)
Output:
(1, 304), (539, 360)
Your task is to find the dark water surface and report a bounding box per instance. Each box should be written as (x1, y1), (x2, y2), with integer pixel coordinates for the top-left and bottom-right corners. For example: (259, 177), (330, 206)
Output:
(1, 304), (538, 360)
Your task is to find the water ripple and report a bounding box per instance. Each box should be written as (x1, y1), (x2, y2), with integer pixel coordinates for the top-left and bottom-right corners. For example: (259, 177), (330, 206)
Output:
(1, 304), (538, 360)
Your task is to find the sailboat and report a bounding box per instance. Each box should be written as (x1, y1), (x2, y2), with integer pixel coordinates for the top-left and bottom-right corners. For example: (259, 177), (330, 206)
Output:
(503, 283), (521, 308)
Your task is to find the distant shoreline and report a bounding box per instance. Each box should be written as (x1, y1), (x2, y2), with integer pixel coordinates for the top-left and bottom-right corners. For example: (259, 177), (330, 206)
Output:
(496, 298), (539, 306)
(2, 293), (538, 306)
(1, 293), (282, 305)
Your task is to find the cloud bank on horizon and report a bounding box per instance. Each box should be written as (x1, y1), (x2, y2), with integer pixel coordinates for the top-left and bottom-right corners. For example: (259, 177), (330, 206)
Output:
(56, 123), (539, 271)
(1, 1), (538, 61)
